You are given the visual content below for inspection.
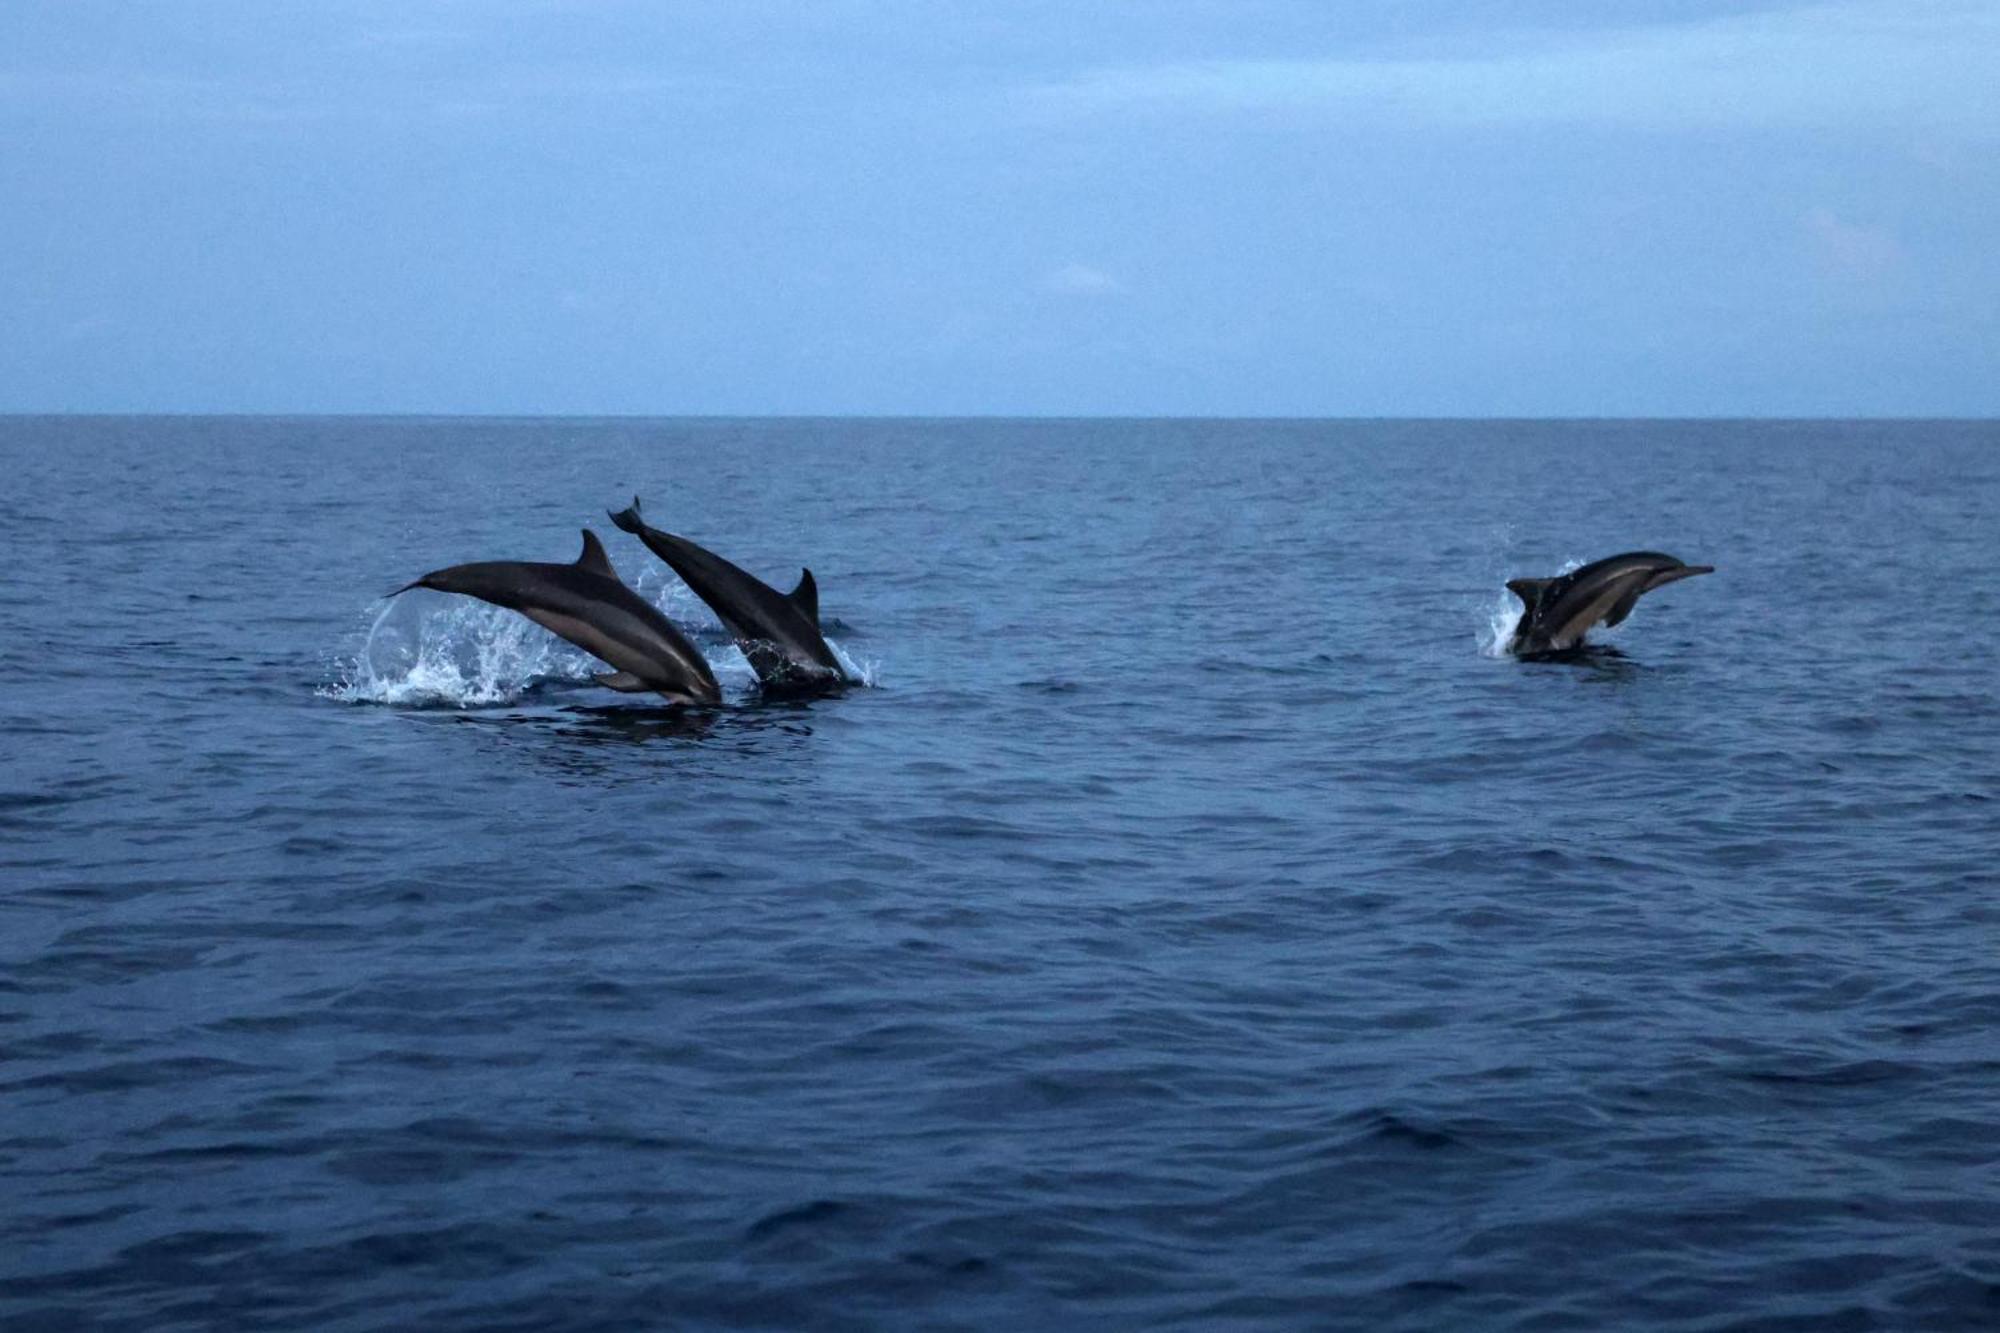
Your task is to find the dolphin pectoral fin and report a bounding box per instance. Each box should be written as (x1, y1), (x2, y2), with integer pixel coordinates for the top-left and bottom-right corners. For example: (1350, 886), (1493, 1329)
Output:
(575, 530), (618, 579)
(594, 671), (653, 693)
(1604, 584), (1646, 628)
(789, 568), (820, 624)
(1549, 571), (1650, 647)
(607, 496), (646, 536)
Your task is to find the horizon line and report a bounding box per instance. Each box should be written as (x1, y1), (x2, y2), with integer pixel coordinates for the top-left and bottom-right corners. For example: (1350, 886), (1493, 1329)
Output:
(2, 411), (1995, 424)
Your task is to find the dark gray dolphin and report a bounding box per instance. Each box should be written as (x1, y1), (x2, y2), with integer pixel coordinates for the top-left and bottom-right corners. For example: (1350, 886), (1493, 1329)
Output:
(392, 529), (722, 705)
(1506, 550), (1713, 655)
(608, 496), (849, 695)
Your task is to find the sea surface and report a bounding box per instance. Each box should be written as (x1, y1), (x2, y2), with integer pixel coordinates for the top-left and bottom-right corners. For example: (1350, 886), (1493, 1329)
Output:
(2, 416), (1997, 1331)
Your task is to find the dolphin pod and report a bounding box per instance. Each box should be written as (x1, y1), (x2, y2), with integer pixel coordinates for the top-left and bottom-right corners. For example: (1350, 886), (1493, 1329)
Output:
(1505, 551), (1713, 656)
(392, 513), (1713, 704)
(394, 504), (852, 705)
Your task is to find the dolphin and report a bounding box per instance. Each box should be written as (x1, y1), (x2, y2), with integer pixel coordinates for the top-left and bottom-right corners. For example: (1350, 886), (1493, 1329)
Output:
(392, 529), (722, 705)
(1506, 550), (1713, 656)
(608, 496), (849, 695)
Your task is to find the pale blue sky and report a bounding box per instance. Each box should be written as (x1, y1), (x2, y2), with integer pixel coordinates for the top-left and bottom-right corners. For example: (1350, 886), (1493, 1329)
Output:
(2, 1), (1994, 415)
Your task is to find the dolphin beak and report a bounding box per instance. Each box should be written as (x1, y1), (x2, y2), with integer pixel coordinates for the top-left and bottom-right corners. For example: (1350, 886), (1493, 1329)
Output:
(1643, 565), (1714, 591)
(386, 577), (429, 598)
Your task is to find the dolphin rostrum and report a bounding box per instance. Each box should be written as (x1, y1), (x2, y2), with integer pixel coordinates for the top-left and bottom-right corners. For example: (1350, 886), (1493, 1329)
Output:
(392, 529), (722, 705)
(1506, 551), (1713, 656)
(607, 497), (850, 695)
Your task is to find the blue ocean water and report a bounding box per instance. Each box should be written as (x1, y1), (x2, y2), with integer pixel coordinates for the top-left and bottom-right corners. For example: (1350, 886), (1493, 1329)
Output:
(2, 416), (1997, 1330)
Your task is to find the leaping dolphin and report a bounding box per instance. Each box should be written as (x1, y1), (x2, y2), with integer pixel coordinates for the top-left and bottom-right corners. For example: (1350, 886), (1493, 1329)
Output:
(608, 496), (850, 696)
(1506, 551), (1713, 656)
(392, 530), (722, 705)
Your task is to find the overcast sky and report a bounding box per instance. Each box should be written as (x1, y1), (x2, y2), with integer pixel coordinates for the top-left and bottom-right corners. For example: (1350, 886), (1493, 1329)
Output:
(2, 1), (1994, 415)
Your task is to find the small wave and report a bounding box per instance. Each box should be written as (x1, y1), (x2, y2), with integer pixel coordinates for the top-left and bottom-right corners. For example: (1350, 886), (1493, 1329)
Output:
(745, 1199), (851, 1241)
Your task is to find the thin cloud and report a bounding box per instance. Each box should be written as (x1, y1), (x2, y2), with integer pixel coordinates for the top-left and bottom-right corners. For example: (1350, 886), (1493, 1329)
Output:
(0, 60), (719, 124)
(1804, 209), (1905, 282)
(1041, 264), (1121, 296)
(1026, 0), (2000, 137)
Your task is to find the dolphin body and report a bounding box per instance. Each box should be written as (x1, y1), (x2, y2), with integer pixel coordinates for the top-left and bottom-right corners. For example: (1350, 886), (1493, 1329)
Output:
(608, 496), (849, 696)
(393, 530), (722, 705)
(1506, 551), (1713, 656)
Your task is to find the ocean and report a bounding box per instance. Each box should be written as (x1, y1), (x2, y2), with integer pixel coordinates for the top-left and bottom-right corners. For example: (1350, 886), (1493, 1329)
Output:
(3, 416), (1996, 1329)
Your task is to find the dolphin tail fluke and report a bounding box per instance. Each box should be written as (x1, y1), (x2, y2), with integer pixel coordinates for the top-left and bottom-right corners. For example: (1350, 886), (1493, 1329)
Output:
(607, 495), (646, 535)
(1506, 577), (1554, 608)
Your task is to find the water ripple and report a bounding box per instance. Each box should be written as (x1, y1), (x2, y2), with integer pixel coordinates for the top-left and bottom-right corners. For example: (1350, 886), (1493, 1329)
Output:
(3, 417), (1998, 1329)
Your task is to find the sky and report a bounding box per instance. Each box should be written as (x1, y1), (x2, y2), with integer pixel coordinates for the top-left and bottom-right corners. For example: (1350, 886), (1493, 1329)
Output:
(1, 0), (1995, 416)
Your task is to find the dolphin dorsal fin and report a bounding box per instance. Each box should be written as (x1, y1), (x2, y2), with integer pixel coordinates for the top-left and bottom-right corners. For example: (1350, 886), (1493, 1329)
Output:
(1506, 577), (1554, 608)
(576, 529), (617, 579)
(789, 568), (820, 624)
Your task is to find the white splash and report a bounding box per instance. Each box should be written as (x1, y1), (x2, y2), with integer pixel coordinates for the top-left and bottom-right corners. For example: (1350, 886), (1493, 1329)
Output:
(321, 592), (595, 707)
(1479, 590), (1523, 659)
(829, 639), (879, 688)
